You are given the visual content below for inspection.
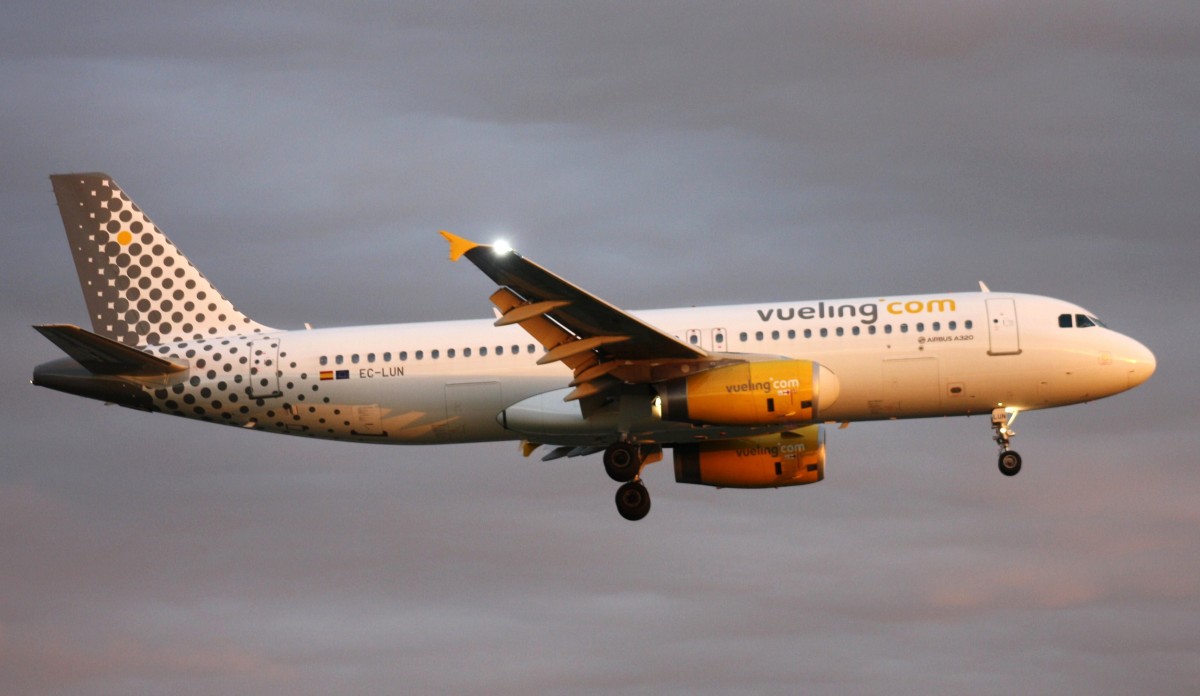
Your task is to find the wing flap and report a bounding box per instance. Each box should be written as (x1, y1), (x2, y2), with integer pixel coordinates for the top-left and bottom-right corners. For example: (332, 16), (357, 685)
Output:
(494, 300), (571, 327)
(537, 335), (631, 366)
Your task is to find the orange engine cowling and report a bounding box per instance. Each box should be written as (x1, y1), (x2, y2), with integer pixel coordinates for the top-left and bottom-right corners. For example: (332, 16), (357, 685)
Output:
(656, 359), (838, 426)
(674, 425), (826, 488)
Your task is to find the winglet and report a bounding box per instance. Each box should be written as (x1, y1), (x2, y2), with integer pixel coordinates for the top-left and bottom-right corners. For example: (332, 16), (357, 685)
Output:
(439, 231), (481, 262)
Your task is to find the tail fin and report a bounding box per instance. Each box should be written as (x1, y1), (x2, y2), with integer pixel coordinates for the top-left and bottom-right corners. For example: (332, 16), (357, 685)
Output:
(50, 173), (271, 346)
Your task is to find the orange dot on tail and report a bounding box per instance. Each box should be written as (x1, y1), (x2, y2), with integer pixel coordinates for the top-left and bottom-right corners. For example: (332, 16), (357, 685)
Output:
(116, 230), (132, 245)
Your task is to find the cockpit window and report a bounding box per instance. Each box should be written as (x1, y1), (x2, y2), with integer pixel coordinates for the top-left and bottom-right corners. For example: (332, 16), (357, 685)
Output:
(1060, 313), (1109, 329)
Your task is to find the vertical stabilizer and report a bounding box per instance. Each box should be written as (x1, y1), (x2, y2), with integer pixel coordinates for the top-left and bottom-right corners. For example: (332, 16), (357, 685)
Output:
(50, 173), (270, 345)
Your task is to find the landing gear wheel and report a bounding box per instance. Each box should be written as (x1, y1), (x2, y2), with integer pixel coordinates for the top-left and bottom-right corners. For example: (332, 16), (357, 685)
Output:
(998, 450), (1022, 477)
(615, 480), (651, 521)
(603, 442), (641, 483)
(991, 408), (1023, 477)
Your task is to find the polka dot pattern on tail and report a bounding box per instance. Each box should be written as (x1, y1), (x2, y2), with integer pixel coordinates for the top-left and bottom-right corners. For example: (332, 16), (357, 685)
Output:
(50, 173), (270, 346)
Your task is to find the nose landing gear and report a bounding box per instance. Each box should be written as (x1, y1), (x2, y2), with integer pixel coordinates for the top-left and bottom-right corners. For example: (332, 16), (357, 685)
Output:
(992, 407), (1022, 476)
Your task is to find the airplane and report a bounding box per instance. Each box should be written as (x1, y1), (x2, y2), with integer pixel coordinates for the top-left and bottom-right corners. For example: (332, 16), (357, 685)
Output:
(33, 173), (1157, 520)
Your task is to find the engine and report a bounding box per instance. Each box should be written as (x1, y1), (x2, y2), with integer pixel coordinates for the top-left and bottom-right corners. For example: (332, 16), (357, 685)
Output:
(674, 425), (826, 488)
(656, 359), (838, 426)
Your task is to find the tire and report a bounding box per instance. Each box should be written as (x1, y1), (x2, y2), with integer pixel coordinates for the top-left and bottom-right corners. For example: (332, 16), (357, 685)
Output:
(603, 442), (640, 482)
(615, 481), (651, 521)
(998, 450), (1022, 477)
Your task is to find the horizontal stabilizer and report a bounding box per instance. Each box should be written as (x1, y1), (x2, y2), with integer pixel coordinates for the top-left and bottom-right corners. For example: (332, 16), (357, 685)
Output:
(33, 324), (186, 376)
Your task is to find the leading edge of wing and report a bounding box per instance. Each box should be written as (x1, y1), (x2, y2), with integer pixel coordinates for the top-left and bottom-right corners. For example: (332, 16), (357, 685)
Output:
(439, 232), (704, 362)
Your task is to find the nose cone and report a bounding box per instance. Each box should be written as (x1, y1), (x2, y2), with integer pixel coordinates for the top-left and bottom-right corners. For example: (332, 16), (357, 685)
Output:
(1123, 338), (1156, 389)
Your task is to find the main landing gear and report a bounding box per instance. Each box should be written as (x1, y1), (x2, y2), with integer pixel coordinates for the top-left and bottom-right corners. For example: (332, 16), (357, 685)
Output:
(992, 407), (1022, 477)
(615, 480), (651, 521)
(604, 442), (656, 521)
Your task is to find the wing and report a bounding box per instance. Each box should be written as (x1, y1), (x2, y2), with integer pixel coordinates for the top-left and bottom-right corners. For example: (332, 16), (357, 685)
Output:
(441, 232), (718, 404)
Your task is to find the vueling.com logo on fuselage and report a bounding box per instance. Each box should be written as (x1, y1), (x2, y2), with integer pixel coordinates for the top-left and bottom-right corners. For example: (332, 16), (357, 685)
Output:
(756, 298), (957, 325)
(724, 377), (803, 394)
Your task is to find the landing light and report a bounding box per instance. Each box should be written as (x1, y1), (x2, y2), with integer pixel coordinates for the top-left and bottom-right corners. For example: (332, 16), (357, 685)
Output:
(493, 239), (514, 255)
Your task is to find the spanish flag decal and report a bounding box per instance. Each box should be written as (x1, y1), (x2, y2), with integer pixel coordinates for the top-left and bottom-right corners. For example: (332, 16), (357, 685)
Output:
(320, 371), (334, 381)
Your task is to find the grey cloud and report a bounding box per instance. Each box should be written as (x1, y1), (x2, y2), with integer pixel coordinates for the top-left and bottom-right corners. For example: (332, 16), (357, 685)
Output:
(2, 2), (1198, 694)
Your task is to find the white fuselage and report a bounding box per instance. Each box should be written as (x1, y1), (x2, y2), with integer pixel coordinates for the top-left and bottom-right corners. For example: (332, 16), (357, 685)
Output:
(142, 291), (1155, 446)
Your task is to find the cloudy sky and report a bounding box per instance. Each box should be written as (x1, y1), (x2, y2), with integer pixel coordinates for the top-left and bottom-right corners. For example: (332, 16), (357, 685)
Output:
(3, 2), (1198, 694)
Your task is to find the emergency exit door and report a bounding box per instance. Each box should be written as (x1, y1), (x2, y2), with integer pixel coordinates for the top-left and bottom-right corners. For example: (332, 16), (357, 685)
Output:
(985, 298), (1021, 355)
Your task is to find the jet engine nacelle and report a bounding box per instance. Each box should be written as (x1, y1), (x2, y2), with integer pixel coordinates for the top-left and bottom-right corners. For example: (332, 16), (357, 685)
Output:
(656, 359), (838, 426)
(673, 425), (826, 488)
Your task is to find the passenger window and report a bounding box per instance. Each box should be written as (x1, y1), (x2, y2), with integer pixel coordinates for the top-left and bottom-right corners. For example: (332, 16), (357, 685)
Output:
(1059, 314), (1073, 328)
(868, 325), (876, 335)
(447, 348), (456, 358)
(715, 333), (725, 343)
(351, 354), (360, 364)
(367, 353), (376, 363)
(512, 345), (519, 354)
(820, 328), (828, 338)
(1076, 314), (1096, 328)
(431, 349), (440, 359)
(900, 324), (909, 333)
(852, 326), (861, 336)
(480, 347), (488, 356)
(335, 355), (344, 365)
(948, 320), (957, 331)
(496, 346), (504, 355)
(689, 334), (699, 345)
(787, 329), (795, 339)
(916, 322), (924, 332)
(383, 352), (391, 362)
(319, 355), (328, 366)
(965, 320), (974, 330)
(400, 351), (408, 361)
(755, 331), (764, 341)
(804, 329), (812, 339)
(464, 347), (472, 357)
(932, 322), (940, 332)
(771, 330), (780, 340)
(836, 327), (844, 337)
(884, 325), (893, 334)
(415, 350), (423, 360)
(739, 332), (748, 342)
(528, 344), (536, 353)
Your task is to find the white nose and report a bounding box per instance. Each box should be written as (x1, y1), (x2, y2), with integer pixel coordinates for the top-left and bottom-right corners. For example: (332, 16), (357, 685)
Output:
(1124, 339), (1156, 388)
